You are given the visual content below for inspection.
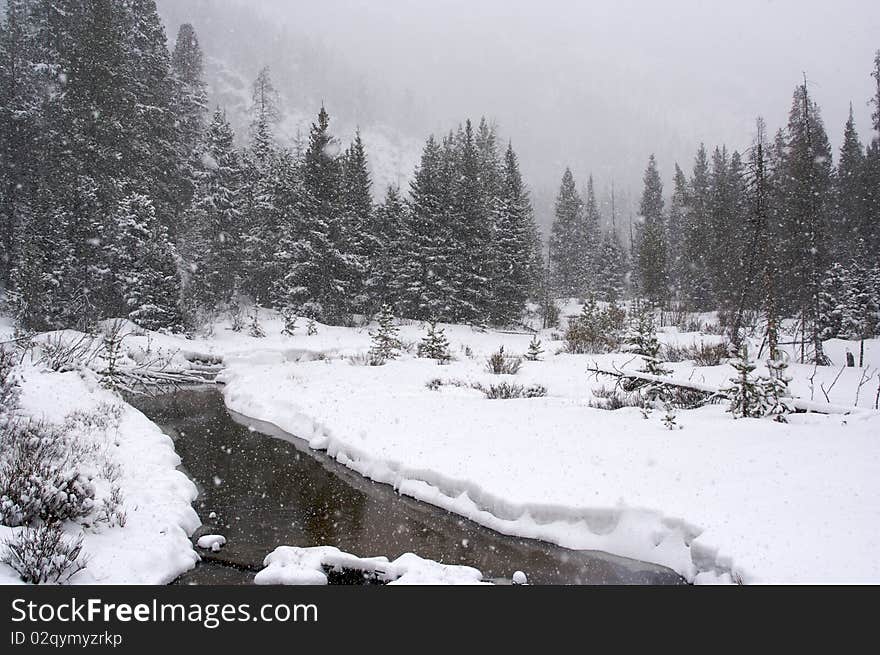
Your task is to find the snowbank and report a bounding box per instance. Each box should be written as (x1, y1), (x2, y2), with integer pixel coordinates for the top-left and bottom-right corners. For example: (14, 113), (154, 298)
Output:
(213, 316), (880, 584)
(255, 546), (485, 586)
(0, 365), (200, 585)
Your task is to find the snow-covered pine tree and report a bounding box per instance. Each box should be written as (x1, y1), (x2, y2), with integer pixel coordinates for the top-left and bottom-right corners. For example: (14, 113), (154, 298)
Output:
(595, 230), (628, 302)
(369, 304), (402, 365)
(449, 120), (492, 323)
(170, 23), (208, 214)
(418, 322), (452, 364)
(625, 303), (670, 379)
(280, 307), (298, 336)
(666, 164), (689, 302)
(189, 109), (244, 310)
(248, 307), (266, 338)
(339, 129), (373, 315)
(634, 155), (669, 306)
(367, 185), (407, 314)
(680, 145), (715, 309)
(524, 335), (544, 362)
(582, 176), (602, 291)
(833, 106), (867, 261)
(549, 168), (586, 297)
(723, 345), (767, 419)
(241, 66), (283, 305)
(778, 82), (833, 364)
(278, 106), (352, 325)
(486, 143), (538, 325)
(393, 135), (447, 321)
(110, 194), (183, 331)
(762, 357), (793, 422)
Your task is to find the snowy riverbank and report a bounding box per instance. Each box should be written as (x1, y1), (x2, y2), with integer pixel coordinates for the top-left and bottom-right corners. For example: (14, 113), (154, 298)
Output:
(3, 309), (878, 585)
(206, 311), (880, 584)
(0, 363), (200, 584)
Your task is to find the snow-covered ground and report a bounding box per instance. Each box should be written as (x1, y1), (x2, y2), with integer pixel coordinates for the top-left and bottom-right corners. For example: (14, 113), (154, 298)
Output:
(204, 308), (879, 585)
(0, 325), (200, 584)
(3, 307), (879, 585)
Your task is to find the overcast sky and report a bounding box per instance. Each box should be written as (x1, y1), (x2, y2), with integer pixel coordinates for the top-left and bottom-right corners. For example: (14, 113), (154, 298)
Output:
(230, 0), (879, 208)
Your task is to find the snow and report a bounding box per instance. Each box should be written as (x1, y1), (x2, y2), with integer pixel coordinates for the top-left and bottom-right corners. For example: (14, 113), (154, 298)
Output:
(201, 311), (880, 584)
(512, 570), (528, 585)
(255, 546), (486, 586)
(196, 535), (227, 551)
(3, 308), (879, 585)
(0, 362), (200, 585)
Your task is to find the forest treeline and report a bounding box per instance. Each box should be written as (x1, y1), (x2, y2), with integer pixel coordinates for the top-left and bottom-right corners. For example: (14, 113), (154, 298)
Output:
(550, 62), (880, 362)
(1, 0), (878, 360)
(0, 0), (542, 332)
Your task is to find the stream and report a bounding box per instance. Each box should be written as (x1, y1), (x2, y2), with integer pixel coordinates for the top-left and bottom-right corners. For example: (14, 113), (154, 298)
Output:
(130, 388), (685, 585)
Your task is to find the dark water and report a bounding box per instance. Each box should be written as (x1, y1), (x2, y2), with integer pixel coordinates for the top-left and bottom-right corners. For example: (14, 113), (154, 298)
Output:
(130, 388), (685, 585)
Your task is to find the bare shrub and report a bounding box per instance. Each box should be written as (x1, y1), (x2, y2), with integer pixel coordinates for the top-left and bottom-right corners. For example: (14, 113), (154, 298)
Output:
(589, 385), (643, 411)
(692, 342), (729, 367)
(2, 522), (88, 584)
(663, 341), (728, 366)
(565, 298), (626, 354)
(38, 332), (97, 372)
(0, 420), (96, 528)
(485, 346), (522, 375)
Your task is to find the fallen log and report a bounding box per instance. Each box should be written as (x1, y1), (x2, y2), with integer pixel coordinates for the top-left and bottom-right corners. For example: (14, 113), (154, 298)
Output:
(586, 363), (867, 416)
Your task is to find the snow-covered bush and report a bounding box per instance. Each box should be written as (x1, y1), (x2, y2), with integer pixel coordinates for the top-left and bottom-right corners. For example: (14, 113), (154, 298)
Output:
(477, 382), (547, 400)
(2, 521), (88, 584)
(565, 298), (626, 354)
(0, 346), (20, 417)
(485, 346), (522, 375)
(0, 420), (96, 528)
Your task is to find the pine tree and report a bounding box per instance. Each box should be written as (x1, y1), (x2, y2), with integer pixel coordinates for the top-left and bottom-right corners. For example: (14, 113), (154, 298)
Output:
(865, 51), (880, 267)
(339, 129), (373, 314)
(487, 143), (539, 325)
(189, 109), (244, 309)
(394, 135), (446, 321)
(723, 345), (767, 419)
(582, 175), (602, 290)
(625, 304), (670, 378)
(241, 67), (282, 304)
(170, 23), (208, 214)
(595, 230), (628, 302)
(550, 168), (587, 296)
(369, 304), (402, 365)
(634, 155), (668, 305)
(524, 335), (544, 362)
(681, 145), (714, 309)
(779, 82), (833, 364)
(278, 106), (353, 324)
(248, 306), (266, 338)
(367, 185), (407, 312)
(110, 194), (183, 331)
(834, 106), (867, 262)
(418, 322), (452, 364)
(666, 164), (689, 301)
(450, 119), (492, 323)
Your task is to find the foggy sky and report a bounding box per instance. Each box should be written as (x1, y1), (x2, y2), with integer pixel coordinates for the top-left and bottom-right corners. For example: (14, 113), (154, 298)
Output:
(227, 0), (878, 212)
